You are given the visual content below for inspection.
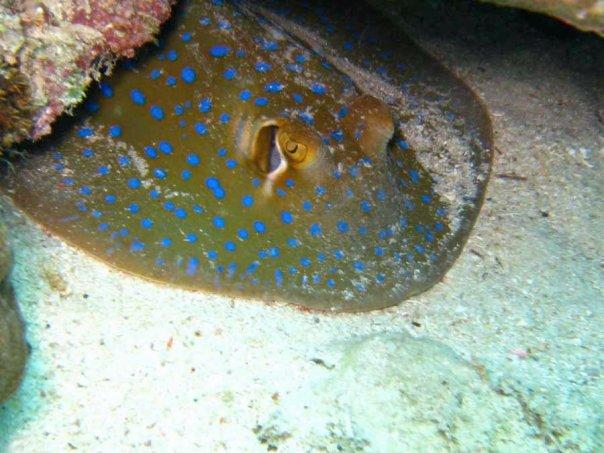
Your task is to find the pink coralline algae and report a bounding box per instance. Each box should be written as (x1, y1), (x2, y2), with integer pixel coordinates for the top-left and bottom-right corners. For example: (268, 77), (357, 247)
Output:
(0, 0), (174, 148)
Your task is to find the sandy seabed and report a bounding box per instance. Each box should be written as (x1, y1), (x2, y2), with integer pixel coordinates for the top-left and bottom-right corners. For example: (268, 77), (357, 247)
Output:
(1, 2), (602, 451)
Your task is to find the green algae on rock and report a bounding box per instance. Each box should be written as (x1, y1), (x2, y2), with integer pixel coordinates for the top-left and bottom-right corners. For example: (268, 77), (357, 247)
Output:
(2, 0), (493, 311)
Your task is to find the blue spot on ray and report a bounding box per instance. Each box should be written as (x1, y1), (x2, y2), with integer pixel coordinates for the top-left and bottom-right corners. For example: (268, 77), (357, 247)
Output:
(181, 67), (197, 83)
(150, 105), (165, 120)
(210, 45), (230, 57)
(255, 61), (271, 72)
(199, 98), (213, 113)
(187, 153), (201, 166)
(130, 88), (147, 105)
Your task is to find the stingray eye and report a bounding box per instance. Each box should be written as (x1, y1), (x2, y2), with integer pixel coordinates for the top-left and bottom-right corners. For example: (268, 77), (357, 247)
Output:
(277, 127), (316, 169)
(250, 120), (323, 177)
(285, 141), (297, 153)
(284, 140), (308, 163)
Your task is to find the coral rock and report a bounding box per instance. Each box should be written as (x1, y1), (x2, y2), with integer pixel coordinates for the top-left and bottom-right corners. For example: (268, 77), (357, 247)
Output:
(480, 0), (604, 36)
(0, 219), (26, 403)
(0, 0), (175, 149)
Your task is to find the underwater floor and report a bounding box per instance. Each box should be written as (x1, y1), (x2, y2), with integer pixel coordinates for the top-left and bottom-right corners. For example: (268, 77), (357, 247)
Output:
(1, 1), (603, 451)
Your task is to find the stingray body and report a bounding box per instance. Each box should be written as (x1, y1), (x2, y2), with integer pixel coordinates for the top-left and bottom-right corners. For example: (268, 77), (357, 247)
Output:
(3, 0), (493, 311)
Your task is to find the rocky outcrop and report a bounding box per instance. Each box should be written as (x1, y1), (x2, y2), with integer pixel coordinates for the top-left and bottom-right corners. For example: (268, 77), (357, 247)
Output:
(374, 0), (602, 35)
(481, 0), (603, 36)
(0, 280), (27, 403)
(256, 333), (541, 451)
(0, 219), (27, 403)
(0, 0), (174, 149)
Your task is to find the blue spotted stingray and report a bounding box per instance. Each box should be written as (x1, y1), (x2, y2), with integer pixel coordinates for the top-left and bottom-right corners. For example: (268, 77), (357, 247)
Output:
(3, 0), (492, 311)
